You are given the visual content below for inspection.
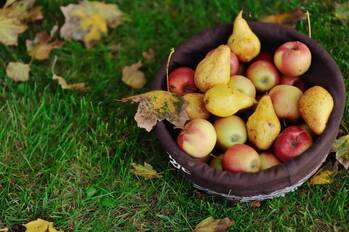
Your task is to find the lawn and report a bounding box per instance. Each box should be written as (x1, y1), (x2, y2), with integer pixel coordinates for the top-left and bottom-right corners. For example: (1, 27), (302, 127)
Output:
(0, 0), (348, 231)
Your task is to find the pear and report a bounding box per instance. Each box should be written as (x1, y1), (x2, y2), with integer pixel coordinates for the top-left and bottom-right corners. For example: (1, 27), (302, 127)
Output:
(228, 10), (261, 62)
(299, 86), (334, 135)
(194, 45), (231, 92)
(247, 95), (281, 150)
(204, 84), (255, 117)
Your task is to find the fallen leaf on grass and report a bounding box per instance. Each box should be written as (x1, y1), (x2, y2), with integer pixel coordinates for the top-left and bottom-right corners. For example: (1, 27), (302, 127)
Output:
(131, 162), (161, 179)
(121, 90), (189, 132)
(193, 216), (234, 232)
(51, 56), (88, 91)
(0, 227), (8, 232)
(309, 169), (335, 185)
(25, 218), (61, 232)
(0, 15), (27, 46)
(122, 61), (146, 89)
(142, 48), (155, 62)
(26, 31), (64, 60)
(335, 2), (349, 24)
(259, 8), (305, 27)
(334, 135), (349, 169)
(6, 62), (30, 82)
(250, 200), (261, 208)
(60, 1), (124, 48)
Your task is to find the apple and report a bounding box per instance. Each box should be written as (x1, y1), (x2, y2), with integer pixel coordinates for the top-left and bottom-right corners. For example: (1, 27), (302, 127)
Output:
(207, 49), (240, 76)
(280, 75), (306, 91)
(269, 85), (303, 120)
(259, 152), (281, 170)
(214, 115), (247, 149)
(210, 154), (224, 171)
(177, 119), (217, 159)
(228, 75), (256, 98)
(169, 67), (197, 96)
(274, 126), (313, 161)
(274, 41), (312, 77)
(246, 60), (280, 92)
(252, 51), (273, 63)
(223, 144), (260, 173)
(183, 93), (210, 120)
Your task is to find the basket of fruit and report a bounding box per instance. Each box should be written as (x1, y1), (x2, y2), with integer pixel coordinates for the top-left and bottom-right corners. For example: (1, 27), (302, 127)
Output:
(151, 11), (345, 202)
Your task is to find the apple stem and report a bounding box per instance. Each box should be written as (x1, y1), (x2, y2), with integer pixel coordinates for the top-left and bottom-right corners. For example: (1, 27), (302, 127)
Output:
(166, 48), (175, 91)
(306, 11), (311, 38)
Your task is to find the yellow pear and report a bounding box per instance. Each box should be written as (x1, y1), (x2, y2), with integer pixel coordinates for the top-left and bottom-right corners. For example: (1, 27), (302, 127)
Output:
(247, 95), (281, 150)
(204, 84), (255, 117)
(194, 45), (231, 92)
(227, 10), (261, 62)
(183, 93), (210, 120)
(299, 86), (334, 135)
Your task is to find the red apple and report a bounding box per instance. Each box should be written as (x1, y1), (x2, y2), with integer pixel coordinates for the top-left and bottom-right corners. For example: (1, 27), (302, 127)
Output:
(252, 51), (273, 63)
(274, 41), (312, 77)
(259, 152), (281, 170)
(280, 75), (306, 91)
(274, 126), (313, 161)
(246, 60), (280, 92)
(223, 144), (260, 173)
(169, 67), (197, 96)
(177, 119), (217, 159)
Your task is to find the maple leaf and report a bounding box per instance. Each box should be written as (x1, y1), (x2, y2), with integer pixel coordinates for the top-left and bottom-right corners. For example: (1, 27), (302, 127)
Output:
(60, 1), (124, 48)
(334, 135), (349, 169)
(121, 90), (189, 132)
(335, 2), (349, 24)
(26, 31), (64, 60)
(122, 61), (147, 89)
(131, 162), (161, 179)
(259, 8), (305, 27)
(309, 169), (335, 185)
(25, 218), (61, 232)
(0, 15), (27, 45)
(193, 216), (234, 232)
(6, 62), (30, 82)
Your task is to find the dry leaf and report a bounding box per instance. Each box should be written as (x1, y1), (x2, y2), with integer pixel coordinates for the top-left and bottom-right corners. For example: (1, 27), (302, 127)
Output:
(193, 216), (234, 232)
(334, 135), (349, 169)
(131, 162), (161, 179)
(60, 1), (124, 48)
(4, 0), (16, 8)
(51, 57), (88, 91)
(0, 227), (8, 232)
(26, 31), (64, 60)
(122, 61), (146, 89)
(250, 201), (261, 208)
(259, 8), (305, 27)
(309, 169), (335, 185)
(25, 218), (61, 232)
(335, 2), (349, 24)
(121, 90), (189, 132)
(142, 48), (155, 62)
(0, 15), (27, 45)
(6, 62), (30, 82)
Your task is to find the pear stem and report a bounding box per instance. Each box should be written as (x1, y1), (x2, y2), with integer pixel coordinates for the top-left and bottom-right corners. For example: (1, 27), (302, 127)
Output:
(306, 11), (311, 38)
(166, 48), (175, 91)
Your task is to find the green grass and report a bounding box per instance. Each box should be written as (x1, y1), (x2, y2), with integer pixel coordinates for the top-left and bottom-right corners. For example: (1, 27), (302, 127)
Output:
(0, 0), (349, 231)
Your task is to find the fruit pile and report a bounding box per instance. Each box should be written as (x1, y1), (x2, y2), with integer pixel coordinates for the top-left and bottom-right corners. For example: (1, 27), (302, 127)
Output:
(170, 11), (334, 173)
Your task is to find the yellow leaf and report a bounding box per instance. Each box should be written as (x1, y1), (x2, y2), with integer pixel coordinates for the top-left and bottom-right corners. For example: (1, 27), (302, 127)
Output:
(142, 49), (156, 62)
(309, 169), (334, 185)
(334, 135), (349, 169)
(0, 15), (27, 45)
(193, 216), (234, 232)
(26, 31), (64, 60)
(259, 8), (305, 27)
(131, 162), (161, 179)
(122, 61), (146, 89)
(60, 1), (124, 48)
(25, 218), (61, 232)
(6, 62), (30, 82)
(121, 90), (189, 132)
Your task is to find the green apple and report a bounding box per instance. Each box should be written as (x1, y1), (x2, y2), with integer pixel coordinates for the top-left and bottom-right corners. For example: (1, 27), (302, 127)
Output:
(259, 152), (281, 170)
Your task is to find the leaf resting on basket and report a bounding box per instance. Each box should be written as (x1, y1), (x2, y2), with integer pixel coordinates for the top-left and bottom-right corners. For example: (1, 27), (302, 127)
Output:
(121, 90), (189, 132)
(193, 216), (234, 232)
(131, 162), (161, 179)
(258, 8), (305, 27)
(334, 135), (349, 169)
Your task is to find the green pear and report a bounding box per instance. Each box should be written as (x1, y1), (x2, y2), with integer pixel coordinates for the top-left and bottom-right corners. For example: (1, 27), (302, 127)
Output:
(204, 84), (255, 117)
(247, 95), (281, 150)
(194, 45), (231, 92)
(228, 10), (261, 62)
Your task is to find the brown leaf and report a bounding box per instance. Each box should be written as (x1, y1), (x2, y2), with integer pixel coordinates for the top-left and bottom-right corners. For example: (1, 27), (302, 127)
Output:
(142, 48), (155, 62)
(250, 200), (261, 208)
(0, 227), (9, 232)
(334, 135), (349, 169)
(0, 15), (27, 46)
(121, 90), (189, 132)
(309, 169), (335, 185)
(193, 216), (234, 232)
(259, 8), (305, 27)
(6, 62), (30, 82)
(60, 1), (124, 48)
(122, 61), (146, 89)
(26, 31), (64, 60)
(335, 2), (349, 24)
(131, 162), (161, 179)
(25, 218), (61, 232)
